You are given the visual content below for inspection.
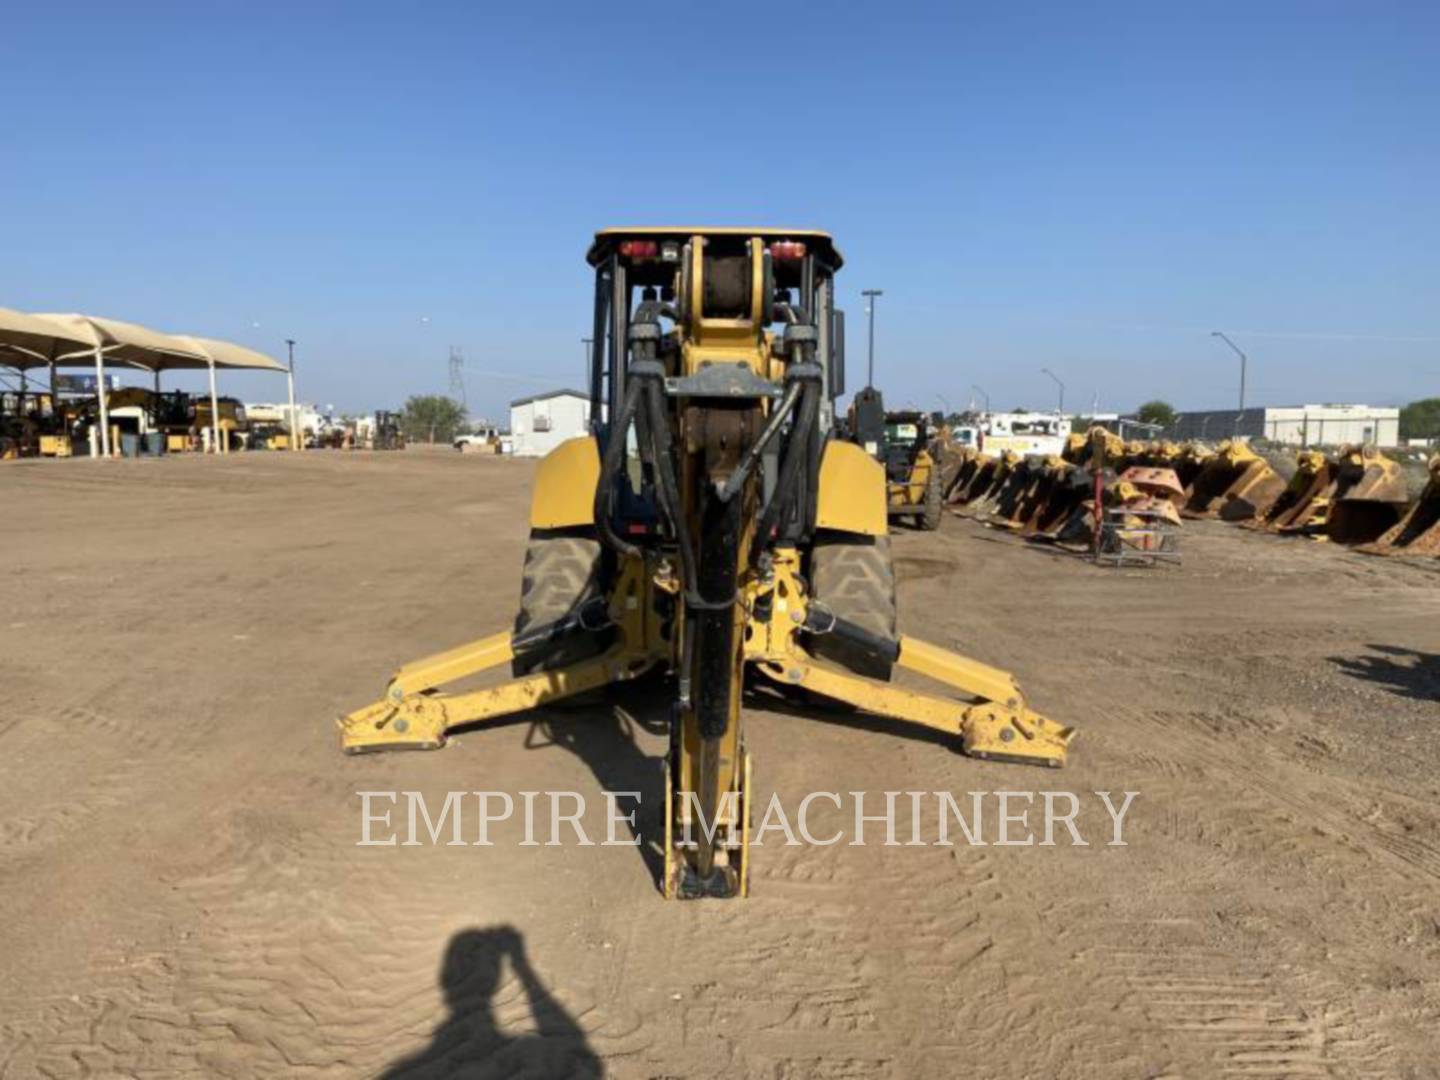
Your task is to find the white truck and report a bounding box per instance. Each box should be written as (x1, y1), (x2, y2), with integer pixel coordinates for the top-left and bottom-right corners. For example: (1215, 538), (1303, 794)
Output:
(975, 411), (1072, 458)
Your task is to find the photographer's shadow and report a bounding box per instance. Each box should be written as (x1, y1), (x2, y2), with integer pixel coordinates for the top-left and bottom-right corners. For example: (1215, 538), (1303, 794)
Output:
(382, 925), (602, 1079)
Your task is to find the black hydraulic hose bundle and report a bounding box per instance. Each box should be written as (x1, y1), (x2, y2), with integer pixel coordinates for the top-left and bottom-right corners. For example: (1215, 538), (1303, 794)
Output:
(751, 377), (818, 561)
(596, 319), (822, 594)
(592, 374), (645, 561)
(637, 367), (705, 611)
(750, 326), (822, 567)
(717, 377), (804, 505)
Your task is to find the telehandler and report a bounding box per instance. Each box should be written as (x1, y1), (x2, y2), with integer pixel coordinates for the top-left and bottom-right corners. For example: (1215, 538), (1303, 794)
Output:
(339, 229), (1073, 898)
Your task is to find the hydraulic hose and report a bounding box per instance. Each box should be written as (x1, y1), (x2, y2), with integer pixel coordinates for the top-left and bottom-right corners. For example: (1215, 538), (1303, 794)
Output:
(592, 375), (645, 560)
(751, 376), (819, 564)
(640, 374), (716, 612)
(717, 377), (804, 504)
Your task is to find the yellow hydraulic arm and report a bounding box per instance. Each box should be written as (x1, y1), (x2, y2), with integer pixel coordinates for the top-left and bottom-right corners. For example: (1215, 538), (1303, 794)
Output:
(339, 549), (1074, 767)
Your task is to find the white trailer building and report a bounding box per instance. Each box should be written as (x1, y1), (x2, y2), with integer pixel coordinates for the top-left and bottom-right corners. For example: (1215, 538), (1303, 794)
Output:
(246, 401), (327, 438)
(1171, 404), (1400, 447)
(508, 389), (590, 457)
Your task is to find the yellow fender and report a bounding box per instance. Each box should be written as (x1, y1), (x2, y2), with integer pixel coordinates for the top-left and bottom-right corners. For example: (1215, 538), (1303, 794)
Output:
(529, 435), (601, 528)
(816, 439), (887, 535)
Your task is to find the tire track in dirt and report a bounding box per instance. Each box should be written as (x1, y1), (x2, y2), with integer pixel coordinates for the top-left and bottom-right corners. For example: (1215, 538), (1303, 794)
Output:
(1079, 701), (1435, 1075)
(1088, 944), (1393, 1077)
(0, 701), (191, 857)
(1124, 702), (1440, 886)
(690, 727), (1145, 1078)
(1, 786), (652, 1077)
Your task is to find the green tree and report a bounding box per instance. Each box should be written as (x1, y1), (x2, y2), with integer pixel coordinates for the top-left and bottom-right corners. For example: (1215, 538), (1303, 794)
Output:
(1399, 398), (1440, 441)
(400, 395), (468, 444)
(1135, 400), (1177, 428)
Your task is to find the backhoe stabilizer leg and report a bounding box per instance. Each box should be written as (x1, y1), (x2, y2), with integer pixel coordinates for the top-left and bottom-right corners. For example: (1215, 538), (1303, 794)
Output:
(758, 633), (1074, 767)
(338, 645), (654, 754)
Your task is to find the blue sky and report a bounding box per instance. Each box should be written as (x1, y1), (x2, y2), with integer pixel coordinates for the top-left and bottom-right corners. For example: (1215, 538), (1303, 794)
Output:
(3, 2), (1437, 420)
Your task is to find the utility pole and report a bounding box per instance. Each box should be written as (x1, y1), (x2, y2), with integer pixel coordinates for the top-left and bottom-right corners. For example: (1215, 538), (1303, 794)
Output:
(448, 346), (467, 408)
(861, 289), (883, 387)
(285, 338), (300, 452)
(1211, 331), (1248, 435)
(1041, 367), (1065, 414)
(971, 383), (990, 412)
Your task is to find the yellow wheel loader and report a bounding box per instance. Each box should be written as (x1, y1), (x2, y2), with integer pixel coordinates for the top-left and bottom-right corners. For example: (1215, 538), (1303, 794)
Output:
(338, 229), (1073, 899)
(883, 412), (944, 530)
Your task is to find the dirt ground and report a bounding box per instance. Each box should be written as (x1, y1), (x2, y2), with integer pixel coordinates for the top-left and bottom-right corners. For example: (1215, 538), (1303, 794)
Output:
(2, 448), (1438, 1079)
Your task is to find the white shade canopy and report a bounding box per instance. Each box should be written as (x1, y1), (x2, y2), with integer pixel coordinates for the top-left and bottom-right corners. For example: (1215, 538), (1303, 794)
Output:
(1, 313), (286, 374)
(1, 309), (293, 459)
(0, 306), (98, 367)
(172, 335), (286, 372)
(30, 313), (212, 371)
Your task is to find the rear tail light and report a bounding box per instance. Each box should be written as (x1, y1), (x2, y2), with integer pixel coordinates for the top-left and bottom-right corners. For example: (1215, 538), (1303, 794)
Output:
(619, 240), (659, 259)
(770, 240), (807, 261)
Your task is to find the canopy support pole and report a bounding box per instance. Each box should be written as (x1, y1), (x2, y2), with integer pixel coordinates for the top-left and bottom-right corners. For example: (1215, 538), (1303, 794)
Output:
(208, 360), (221, 455)
(287, 363), (300, 452)
(94, 346), (111, 458)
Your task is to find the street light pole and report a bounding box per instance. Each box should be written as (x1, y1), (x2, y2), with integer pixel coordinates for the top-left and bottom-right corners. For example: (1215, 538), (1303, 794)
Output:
(285, 338), (300, 452)
(1041, 367), (1065, 414)
(1211, 331), (1248, 433)
(970, 383), (990, 412)
(861, 289), (883, 387)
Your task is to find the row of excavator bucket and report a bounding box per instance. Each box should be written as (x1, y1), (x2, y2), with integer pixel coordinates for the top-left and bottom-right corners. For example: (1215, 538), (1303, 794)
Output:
(1366, 454), (1440, 555)
(1182, 440), (1288, 521)
(945, 437), (1187, 549)
(1249, 444), (1411, 543)
(943, 427), (1436, 557)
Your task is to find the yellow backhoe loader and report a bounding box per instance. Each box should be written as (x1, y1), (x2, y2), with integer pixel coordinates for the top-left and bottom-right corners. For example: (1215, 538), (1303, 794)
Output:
(338, 228), (1074, 899)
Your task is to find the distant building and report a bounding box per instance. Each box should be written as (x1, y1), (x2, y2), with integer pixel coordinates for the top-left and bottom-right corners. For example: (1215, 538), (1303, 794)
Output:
(509, 389), (590, 457)
(1170, 404), (1399, 447)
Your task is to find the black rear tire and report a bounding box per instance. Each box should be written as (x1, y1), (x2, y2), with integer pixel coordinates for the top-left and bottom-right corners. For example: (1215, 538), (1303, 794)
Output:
(807, 532), (898, 682)
(511, 530), (611, 676)
(921, 471), (943, 530)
